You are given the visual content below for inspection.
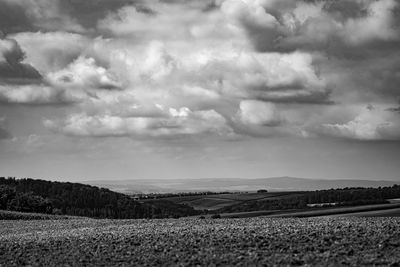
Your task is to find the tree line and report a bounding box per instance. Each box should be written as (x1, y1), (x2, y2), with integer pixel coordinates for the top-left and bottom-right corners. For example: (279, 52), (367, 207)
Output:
(0, 177), (199, 219)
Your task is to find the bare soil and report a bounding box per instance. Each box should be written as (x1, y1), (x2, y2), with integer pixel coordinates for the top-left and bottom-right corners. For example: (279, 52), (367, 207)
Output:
(1, 217), (400, 266)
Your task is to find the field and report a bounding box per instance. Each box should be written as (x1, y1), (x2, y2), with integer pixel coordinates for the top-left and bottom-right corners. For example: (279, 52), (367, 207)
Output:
(327, 208), (400, 217)
(1, 217), (400, 266)
(154, 191), (302, 211)
(0, 210), (78, 220)
(264, 203), (400, 218)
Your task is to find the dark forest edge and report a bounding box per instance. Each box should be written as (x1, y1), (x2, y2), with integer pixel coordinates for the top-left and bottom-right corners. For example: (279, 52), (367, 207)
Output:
(0, 177), (200, 219)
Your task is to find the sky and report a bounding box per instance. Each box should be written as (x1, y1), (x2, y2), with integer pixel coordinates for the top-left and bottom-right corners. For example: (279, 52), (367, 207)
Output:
(0, 0), (400, 181)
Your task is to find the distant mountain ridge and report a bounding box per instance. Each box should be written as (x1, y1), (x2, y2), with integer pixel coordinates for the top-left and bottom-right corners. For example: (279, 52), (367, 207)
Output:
(85, 177), (398, 194)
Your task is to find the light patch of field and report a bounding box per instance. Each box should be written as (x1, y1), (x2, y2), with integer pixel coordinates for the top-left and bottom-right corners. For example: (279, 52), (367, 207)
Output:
(181, 198), (240, 210)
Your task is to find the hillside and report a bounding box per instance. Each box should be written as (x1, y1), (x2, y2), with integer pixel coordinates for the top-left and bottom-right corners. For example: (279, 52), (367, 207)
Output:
(217, 185), (400, 214)
(0, 177), (199, 219)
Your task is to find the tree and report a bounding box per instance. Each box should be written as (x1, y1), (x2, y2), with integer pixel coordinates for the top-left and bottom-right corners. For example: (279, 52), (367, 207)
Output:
(257, 189), (268, 193)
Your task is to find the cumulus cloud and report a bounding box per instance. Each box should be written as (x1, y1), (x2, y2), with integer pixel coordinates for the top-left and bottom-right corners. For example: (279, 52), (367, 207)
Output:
(105, 40), (330, 105)
(320, 105), (400, 140)
(47, 57), (122, 90)
(237, 100), (282, 126)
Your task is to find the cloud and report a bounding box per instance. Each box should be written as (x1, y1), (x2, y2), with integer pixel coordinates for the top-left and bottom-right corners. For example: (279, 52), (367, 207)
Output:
(0, 33), (121, 105)
(11, 31), (91, 73)
(97, 2), (230, 40)
(237, 100), (282, 126)
(230, 99), (304, 138)
(24, 1), (331, 138)
(320, 105), (400, 140)
(341, 0), (398, 45)
(0, 84), (81, 105)
(221, 0), (400, 53)
(0, 35), (85, 105)
(205, 49), (331, 104)
(108, 40), (330, 104)
(65, 0), (142, 29)
(0, 0), (84, 34)
(47, 57), (122, 90)
(44, 108), (233, 137)
(0, 0), (397, 142)
(0, 37), (23, 63)
(0, 37), (42, 84)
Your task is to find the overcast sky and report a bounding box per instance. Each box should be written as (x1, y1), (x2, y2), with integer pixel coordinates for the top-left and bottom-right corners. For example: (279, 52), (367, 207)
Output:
(0, 0), (400, 181)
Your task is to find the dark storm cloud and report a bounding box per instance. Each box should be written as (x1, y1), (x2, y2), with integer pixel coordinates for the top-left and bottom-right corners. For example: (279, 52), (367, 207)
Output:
(0, 0), (164, 34)
(159, 0), (219, 11)
(223, 0), (400, 55)
(64, 0), (139, 29)
(0, 1), (33, 34)
(0, 37), (42, 84)
(251, 89), (333, 105)
(0, 0), (84, 33)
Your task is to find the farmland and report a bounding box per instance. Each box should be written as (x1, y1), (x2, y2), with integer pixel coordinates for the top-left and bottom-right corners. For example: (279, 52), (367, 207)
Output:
(149, 191), (302, 211)
(0, 210), (77, 220)
(1, 217), (400, 266)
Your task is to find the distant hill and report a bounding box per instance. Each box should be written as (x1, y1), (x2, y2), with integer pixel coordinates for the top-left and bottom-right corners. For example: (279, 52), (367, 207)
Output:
(85, 177), (398, 194)
(0, 177), (199, 219)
